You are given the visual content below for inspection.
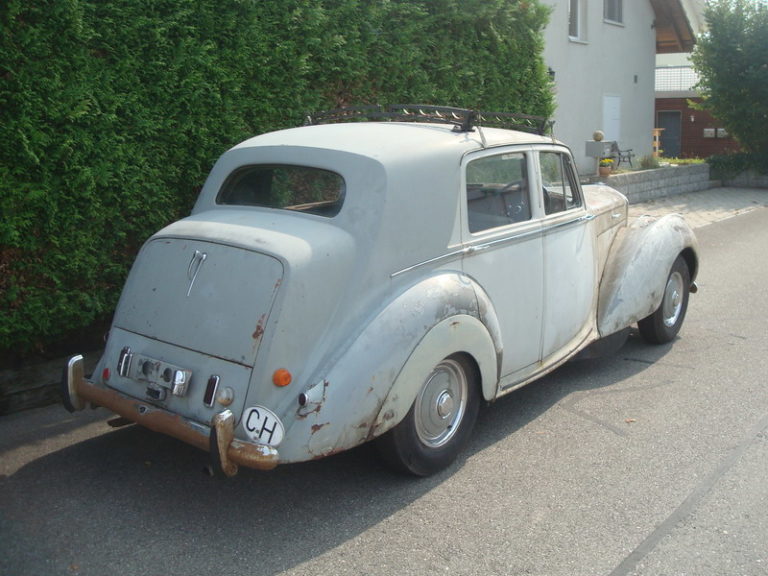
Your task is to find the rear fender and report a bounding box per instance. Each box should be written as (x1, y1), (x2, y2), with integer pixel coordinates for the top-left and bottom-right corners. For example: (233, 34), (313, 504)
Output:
(598, 214), (698, 336)
(279, 273), (499, 462)
(370, 313), (498, 438)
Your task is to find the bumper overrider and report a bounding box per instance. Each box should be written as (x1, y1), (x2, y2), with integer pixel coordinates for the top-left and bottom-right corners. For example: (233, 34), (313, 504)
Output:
(62, 355), (279, 476)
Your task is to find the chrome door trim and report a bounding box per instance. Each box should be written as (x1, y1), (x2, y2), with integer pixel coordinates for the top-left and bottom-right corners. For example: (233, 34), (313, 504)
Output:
(390, 248), (466, 278)
(391, 225), (545, 278)
(542, 213), (594, 235)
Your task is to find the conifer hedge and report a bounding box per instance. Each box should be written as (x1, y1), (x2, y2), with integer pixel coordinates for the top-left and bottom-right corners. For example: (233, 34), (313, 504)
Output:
(0, 0), (552, 355)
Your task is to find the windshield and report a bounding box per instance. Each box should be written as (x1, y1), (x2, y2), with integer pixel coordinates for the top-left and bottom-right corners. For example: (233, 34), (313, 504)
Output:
(217, 165), (345, 217)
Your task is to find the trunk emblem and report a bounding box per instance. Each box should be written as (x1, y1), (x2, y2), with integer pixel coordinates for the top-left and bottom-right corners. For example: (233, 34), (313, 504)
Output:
(186, 250), (208, 296)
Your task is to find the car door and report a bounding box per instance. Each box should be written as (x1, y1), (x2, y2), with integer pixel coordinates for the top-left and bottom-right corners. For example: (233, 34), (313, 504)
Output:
(461, 148), (544, 381)
(536, 148), (597, 361)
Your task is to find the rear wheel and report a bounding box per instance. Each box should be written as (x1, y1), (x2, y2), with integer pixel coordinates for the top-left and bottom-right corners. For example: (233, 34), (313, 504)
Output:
(376, 354), (480, 476)
(638, 255), (691, 344)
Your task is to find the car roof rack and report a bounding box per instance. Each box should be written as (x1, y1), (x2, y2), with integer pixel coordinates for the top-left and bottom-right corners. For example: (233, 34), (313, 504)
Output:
(304, 104), (553, 136)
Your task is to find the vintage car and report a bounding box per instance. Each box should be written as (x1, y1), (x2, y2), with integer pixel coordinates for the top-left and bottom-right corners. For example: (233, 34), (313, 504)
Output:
(63, 105), (698, 476)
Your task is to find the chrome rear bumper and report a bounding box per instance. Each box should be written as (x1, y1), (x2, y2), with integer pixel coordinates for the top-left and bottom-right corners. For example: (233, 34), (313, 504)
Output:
(62, 355), (278, 475)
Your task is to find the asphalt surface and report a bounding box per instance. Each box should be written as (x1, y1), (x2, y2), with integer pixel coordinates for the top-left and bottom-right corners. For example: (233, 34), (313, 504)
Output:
(1, 185), (767, 576)
(627, 185), (768, 227)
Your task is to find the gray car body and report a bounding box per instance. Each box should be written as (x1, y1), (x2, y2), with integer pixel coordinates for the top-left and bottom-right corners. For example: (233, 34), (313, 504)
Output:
(65, 121), (698, 470)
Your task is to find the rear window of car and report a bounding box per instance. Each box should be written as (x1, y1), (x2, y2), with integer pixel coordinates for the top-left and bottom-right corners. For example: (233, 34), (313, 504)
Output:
(217, 165), (345, 217)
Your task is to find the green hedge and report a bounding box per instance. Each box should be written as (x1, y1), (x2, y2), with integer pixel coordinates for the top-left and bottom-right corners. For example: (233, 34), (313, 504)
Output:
(708, 152), (768, 178)
(0, 0), (552, 356)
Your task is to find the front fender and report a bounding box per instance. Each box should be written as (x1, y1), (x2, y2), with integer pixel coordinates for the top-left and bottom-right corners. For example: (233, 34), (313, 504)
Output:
(598, 214), (698, 336)
(276, 272), (499, 462)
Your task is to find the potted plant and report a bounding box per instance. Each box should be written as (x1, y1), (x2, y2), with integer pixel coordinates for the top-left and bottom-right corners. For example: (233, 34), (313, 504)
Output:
(599, 157), (613, 176)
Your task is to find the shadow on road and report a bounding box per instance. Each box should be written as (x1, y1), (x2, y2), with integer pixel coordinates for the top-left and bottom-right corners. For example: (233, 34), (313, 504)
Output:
(0, 333), (674, 576)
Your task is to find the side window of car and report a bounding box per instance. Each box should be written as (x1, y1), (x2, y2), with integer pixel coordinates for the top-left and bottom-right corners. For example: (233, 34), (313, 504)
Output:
(466, 152), (531, 233)
(539, 151), (582, 215)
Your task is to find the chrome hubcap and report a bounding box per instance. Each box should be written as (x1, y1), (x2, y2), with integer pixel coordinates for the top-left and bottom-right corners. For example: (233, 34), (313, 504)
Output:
(436, 391), (454, 419)
(662, 271), (684, 328)
(414, 359), (468, 448)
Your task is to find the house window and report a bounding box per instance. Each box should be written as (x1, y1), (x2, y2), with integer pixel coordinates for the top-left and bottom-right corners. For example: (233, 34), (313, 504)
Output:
(604, 0), (623, 24)
(569, 0), (586, 40)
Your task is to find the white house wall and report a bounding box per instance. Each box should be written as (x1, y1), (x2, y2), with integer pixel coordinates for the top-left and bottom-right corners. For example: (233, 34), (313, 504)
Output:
(542, 0), (657, 174)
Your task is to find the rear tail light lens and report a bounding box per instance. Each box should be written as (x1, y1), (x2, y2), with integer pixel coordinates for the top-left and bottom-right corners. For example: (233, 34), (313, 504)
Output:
(117, 346), (133, 377)
(203, 375), (220, 407)
(272, 369), (292, 387)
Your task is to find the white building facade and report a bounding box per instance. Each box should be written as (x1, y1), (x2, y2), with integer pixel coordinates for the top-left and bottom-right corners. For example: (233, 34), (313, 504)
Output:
(542, 0), (694, 174)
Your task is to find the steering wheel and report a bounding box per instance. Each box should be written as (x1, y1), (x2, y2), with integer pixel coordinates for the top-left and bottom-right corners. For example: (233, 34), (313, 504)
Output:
(499, 180), (528, 220)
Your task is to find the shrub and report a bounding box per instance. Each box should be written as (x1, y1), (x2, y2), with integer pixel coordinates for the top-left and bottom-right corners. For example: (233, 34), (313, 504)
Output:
(691, 0), (768, 155)
(708, 152), (768, 179)
(0, 0), (554, 356)
(639, 155), (660, 170)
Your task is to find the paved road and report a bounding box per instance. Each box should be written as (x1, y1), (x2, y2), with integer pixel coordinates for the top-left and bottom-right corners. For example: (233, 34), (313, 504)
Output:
(628, 185), (767, 228)
(1, 188), (767, 576)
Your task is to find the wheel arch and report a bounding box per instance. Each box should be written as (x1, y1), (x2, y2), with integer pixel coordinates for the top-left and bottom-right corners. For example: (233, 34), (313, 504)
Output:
(679, 245), (699, 282)
(370, 313), (497, 440)
(280, 272), (499, 462)
(637, 253), (692, 344)
(597, 213), (699, 337)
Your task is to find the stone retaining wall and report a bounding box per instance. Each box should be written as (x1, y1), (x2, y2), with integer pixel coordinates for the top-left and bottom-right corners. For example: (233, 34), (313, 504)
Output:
(599, 163), (712, 204)
(723, 170), (768, 189)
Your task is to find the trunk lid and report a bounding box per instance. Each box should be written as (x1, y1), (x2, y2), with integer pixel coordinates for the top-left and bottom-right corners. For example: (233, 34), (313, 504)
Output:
(114, 237), (283, 367)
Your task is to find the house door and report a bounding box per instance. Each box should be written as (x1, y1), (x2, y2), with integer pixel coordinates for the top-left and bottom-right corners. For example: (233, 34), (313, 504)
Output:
(657, 111), (682, 157)
(603, 95), (622, 142)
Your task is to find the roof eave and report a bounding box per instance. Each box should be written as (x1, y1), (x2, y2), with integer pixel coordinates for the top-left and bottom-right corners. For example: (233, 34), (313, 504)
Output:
(650, 0), (697, 54)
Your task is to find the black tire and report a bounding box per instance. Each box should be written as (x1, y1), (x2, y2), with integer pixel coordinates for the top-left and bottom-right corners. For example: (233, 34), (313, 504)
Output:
(375, 354), (480, 476)
(638, 255), (691, 344)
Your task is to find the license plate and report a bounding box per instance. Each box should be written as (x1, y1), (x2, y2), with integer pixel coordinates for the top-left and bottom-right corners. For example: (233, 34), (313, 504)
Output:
(131, 354), (192, 397)
(242, 406), (284, 446)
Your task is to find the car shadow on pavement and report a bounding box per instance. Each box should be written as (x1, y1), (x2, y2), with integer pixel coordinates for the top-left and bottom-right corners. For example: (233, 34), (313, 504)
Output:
(0, 332), (675, 576)
(0, 401), (108, 458)
(474, 331), (676, 445)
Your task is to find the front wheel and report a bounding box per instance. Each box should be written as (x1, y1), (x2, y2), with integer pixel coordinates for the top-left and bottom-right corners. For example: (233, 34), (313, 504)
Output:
(638, 255), (691, 344)
(375, 354), (480, 476)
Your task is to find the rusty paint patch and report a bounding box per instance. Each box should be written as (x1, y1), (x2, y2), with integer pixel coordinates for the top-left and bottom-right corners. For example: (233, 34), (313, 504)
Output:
(296, 403), (322, 419)
(311, 422), (329, 434)
(382, 409), (395, 421)
(252, 313), (267, 342)
(311, 446), (345, 460)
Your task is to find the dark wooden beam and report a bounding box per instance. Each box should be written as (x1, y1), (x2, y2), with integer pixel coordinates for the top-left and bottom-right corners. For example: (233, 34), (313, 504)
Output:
(650, 0), (696, 53)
